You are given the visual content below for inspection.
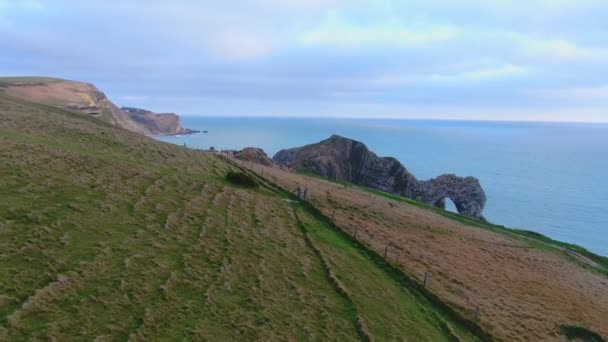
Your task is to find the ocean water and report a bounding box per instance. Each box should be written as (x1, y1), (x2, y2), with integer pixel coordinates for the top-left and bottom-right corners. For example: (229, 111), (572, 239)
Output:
(158, 117), (608, 256)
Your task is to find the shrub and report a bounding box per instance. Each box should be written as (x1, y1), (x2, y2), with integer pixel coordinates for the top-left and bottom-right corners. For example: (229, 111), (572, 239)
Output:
(226, 171), (257, 188)
(560, 325), (605, 342)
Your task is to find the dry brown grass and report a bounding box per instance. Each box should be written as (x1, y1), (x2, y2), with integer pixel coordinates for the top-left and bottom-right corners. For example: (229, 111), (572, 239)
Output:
(242, 161), (608, 341)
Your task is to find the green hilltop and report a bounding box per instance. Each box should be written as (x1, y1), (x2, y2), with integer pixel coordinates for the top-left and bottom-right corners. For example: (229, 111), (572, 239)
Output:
(0, 92), (486, 340)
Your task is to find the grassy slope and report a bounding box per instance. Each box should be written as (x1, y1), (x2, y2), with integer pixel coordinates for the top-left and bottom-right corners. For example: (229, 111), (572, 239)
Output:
(356, 185), (608, 273)
(298, 170), (608, 273)
(241, 162), (608, 340)
(0, 93), (486, 340)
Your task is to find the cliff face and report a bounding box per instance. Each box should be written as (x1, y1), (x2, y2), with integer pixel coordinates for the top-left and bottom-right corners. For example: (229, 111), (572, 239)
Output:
(0, 78), (148, 135)
(0, 77), (196, 136)
(122, 107), (198, 136)
(273, 135), (487, 219)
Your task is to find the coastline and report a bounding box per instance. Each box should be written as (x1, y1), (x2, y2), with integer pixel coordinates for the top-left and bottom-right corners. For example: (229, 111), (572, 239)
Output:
(155, 117), (608, 257)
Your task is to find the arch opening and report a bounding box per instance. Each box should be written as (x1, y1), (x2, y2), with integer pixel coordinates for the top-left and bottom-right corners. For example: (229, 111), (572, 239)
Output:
(444, 198), (458, 213)
(433, 197), (459, 214)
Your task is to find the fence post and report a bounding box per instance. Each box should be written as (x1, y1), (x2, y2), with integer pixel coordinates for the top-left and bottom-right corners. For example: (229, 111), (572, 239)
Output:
(423, 272), (429, 288)
(353, 226), (358, 239)
(384, 245), (389, 259)
(474, 306), (480, 321)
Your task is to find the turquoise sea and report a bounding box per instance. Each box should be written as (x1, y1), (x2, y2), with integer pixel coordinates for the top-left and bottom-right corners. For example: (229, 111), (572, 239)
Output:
(159, 117), (608, 256)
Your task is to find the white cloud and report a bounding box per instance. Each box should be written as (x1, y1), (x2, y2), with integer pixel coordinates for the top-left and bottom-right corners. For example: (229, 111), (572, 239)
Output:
(419, 0), (606, 15)
(3, 0), (608, 121)
(428, 65), (528, 83)
(301, 13), (458, 47)
(537, 84), (608, 102)
(204, 30), (276, 60)
(520, 38), (608, 63)
(0, 0), (45, 12)
(256, 0), (352, 10)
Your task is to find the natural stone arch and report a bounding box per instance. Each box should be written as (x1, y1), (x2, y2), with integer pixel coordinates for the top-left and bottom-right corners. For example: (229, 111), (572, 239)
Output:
(273, 135), (488, 220)
(415, 174), (487, 220)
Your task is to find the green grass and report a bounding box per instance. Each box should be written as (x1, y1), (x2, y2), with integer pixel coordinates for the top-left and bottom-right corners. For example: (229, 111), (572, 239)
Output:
(296, 207), (483, 341)
(228, 159), (491, 341)
(0, 91), (494, 340)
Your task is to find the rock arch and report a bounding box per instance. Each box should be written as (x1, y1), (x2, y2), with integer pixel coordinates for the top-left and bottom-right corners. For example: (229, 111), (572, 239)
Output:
(415, 174), (487, 220)
(274, 135), (488, 220)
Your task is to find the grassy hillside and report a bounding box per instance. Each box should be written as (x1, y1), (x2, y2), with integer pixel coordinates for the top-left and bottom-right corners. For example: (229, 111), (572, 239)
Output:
(240, 161), (608, 341)
(298, 171), (608, 275)
(0, 94), (487, 340)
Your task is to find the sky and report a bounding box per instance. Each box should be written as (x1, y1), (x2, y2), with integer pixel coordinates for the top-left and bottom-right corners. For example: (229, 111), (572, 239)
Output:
(1, 0), (608, 122)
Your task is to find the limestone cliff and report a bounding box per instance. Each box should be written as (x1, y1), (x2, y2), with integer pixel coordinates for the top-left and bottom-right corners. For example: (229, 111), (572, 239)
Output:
(273, 135), (487, 219)
(121, 107), (198, 136)
(0, 77), (196, 136)
(0, 77), (148, 135)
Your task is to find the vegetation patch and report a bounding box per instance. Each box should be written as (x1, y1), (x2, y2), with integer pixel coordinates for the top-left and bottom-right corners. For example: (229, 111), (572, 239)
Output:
(225, 171), (258, 188)
(560, 325), (605, 342)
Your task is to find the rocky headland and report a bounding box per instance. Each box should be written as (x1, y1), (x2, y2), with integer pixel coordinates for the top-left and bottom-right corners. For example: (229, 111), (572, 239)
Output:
(0, 77), (197, 136)
(273, 135), (487, 219)
(234, 147), (275, 166)
(121, 107), (199, 136)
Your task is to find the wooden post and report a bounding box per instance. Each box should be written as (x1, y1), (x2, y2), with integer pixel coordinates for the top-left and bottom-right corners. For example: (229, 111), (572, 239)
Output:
(423, 272), (429, 288)
(332, 209), (336, 221)
(384, 245), (389, 259)
(353, 227), (358, 239)
(474, 306), (480, 321)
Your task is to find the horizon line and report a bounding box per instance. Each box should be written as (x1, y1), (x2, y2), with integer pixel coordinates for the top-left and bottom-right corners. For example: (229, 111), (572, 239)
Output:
(177, 114), (608, 125)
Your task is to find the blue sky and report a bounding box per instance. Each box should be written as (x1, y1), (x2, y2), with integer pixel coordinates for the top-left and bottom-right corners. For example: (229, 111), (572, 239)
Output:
(1, 0), (607, 121)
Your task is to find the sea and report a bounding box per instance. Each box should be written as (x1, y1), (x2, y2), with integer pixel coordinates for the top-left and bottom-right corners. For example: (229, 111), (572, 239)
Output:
(158, 117), (608, 256)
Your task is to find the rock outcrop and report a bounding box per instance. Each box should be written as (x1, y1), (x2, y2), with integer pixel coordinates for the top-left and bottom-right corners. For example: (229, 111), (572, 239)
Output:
(122, 107), (199, 136)
(273, 135), (487, 219)
(235, 147), (275, 166)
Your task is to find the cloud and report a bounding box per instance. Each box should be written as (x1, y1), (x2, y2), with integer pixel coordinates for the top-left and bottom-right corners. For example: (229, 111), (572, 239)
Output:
(301, 13), (458, 47)
(256, 0), (351, 10)
(358, 64), (528, 89)
(518, 37), (608, 64)
(429, 65), (528, 83)
(1, 0), (608, 121)
(198, 29), (276, 61)
(0, 0), (45, 12)
(537, 84), (608, 103)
